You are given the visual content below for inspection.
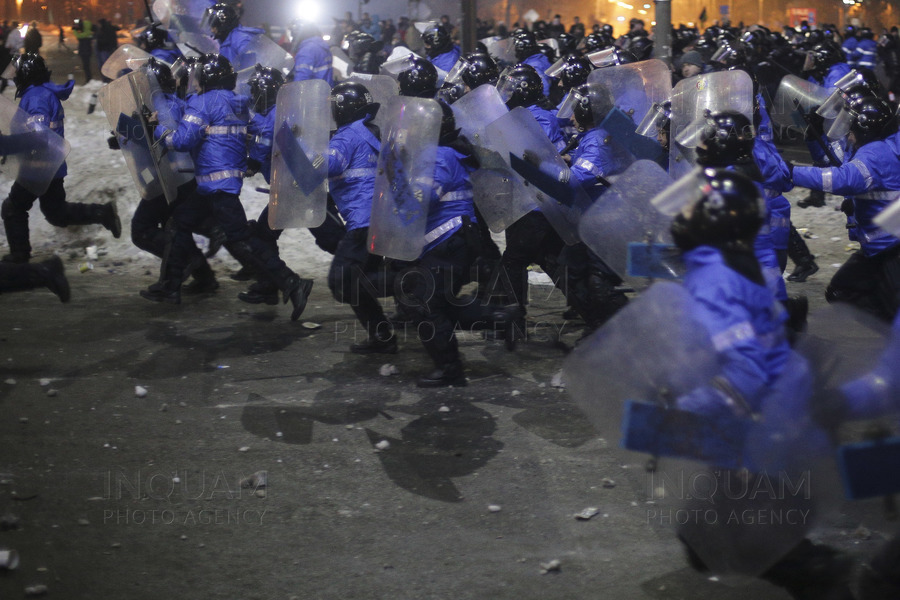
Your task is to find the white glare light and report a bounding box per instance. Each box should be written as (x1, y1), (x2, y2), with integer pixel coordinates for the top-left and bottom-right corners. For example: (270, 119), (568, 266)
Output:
(617, 16), (625, 21)
(295, 0), (320, 21)
(643, 3), (650, 7)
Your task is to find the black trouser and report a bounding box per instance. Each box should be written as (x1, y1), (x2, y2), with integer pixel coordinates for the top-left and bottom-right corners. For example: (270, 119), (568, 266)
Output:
(2, 178), (103, 257)
(826, 245), (900, 322)
(558, 242), (628, 329)
(255, 196), (346, 257)
(131, 180), (200, 258)
(500, 211), (565, 306)
(327, 227), (393, 339)
(77, 39), (92, 81)
(163, 189), (291, 290)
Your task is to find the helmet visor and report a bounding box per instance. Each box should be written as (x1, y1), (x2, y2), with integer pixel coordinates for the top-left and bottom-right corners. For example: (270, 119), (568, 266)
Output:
(586, 48), (619, 68)
(555, 88), (581, 119)
(651, 166), (708, 217)
(495, 67), (518, 104)
(381, 53), (416, 77)
(817, 88), (847, 119)
(444, 57), (468, 85)
(674, 115), (713, 148)
(826, 108), (854, 140)
(545, 56), (567, 78)
(711, 45), (736, 64)
(801, 51), (816, 72)
(636, 102), (670, 137)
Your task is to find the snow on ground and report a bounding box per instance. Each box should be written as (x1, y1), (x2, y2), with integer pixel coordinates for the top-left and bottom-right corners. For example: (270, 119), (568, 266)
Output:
(0, 41), (854, 291)
(0, 78), (336, 282)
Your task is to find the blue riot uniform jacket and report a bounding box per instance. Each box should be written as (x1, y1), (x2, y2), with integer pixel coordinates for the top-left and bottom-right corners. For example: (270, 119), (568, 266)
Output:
(569, 127), (628, 200)
(793, 136), (900, 256)
(293, 37), (334, 85)
(18, 80), (75, 179)
(161, 89), (250, 194)
(754, 96), (793, 251)
(430, 45), (461, 75)
(806, 63), (853, 166)
(843, 37), (859, 66)
(150, 46), (183, 65)
(526, 103), (566, 152)
(522, 53), (553, 97)
(676, 245), (791, 417)
(247, 106), (275, 183)
(856, 38), (879, 70)
(422, 144), (476, 255)
(327, 117), (380, 231)
(218, 25), (266, 69)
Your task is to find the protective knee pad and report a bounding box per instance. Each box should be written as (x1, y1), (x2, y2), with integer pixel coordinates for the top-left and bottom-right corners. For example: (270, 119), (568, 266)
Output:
(1, 197), (17, 221)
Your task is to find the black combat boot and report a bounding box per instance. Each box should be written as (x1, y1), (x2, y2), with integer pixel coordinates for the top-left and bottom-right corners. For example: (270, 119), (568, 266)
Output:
(797, 188), (826, 209)
(417, 361), (467, 388)
(96, 201), (122, 238)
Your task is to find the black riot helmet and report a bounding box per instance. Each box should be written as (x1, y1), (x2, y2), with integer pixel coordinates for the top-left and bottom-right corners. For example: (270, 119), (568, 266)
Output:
(330, 81), (378, 127)
(455, 52), (499, 89)
(496, 63), (543, 108)
(247, 64), (285, 113)
(207, 2), (240, 41)
(803, 42), (843, 77)
(556, 32), (579, 56)
(859, 27), (875, 40)
(197, 53), (236, 92)
(144, 57), (177, 94)
(513, 31), (539, 61)
(558, 54), (593, 90)
(669, 168), (765, 253)
(138, 26), (168, 52)
(847, 94), (899, 145)
(12, 53), (51, 98)
(438, 100), (461, 144)
(629, 36), (654, 61)
(422, 23), (453, 58)
(569, 81), (614, 129)
(601, 24), (613, 36)
(695, 111), (755, 167)
(584, 31), (614, 53)
(397, 55), (438, 98)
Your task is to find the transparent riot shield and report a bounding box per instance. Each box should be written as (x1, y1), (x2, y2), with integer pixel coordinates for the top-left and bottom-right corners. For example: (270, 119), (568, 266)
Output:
(330, 47), (352, 80)
(470, 166), (539, 233)
(233, 34), (294, 73)
(481, 36), (516, 67)
(483, 107), (591, 245)
(368, 97), (442, 260)
(669, 71), (754, 179)
(567, 282), (839, 576)
(875, 196), (900, 237)
(344, 74), (398, 134)
(129, 69), (195, 202)
(587, 59), (672, 124)
(578, 160), (678, 283)
(450, 83), (508, 140)
(268, 79), (331, 230)
(0, 95), (70, 196)
(98, 76), (163, 200)
(771, 75), (830, 134)
(153, 0), (210, 32)
(100, 44), (155, 80)
(175, 31), (220, 58)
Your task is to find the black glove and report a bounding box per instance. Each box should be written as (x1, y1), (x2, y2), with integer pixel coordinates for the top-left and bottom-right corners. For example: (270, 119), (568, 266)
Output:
(803, 111), (826, 140)
(107, 134), (120, 150)
(785, 161), (795, 179)
(245, 158), (261, 178)
(841, 198), (855, 217)
(522, 149), (541, 167)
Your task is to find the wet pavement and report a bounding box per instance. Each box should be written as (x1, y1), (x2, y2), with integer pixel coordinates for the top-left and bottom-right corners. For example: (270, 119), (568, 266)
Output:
(1, 263), (887, 600)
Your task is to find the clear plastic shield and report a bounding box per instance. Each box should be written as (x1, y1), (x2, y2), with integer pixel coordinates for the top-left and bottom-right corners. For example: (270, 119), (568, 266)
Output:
(484, 107), (591, 244)
(470, 167), (539, 233)
(98, 75), (170, 201)
(233, 34), (293, 73)
(380, 50), (420, 77)
(771, 75), (830, 132)
(0, 95), (70, 196)
(100, 44), (155, 80)
(153, 0), (210, 32)
(268, 80), (331, 230)
(578, 160), (677, 282)
(330, 46), (352, 80)
(129, 69), (195, 202)
(450, 83), (508, 140)
(587, 59), (672, 124)
(669, 70), (754, 179)
(368, 97), (442, 260)
(175, 31), (220, 58)
(874, 197), (900, 238)
(343, 74), (398, 134)
(565, 281), (723, 447)
(482, 36), (516, 66)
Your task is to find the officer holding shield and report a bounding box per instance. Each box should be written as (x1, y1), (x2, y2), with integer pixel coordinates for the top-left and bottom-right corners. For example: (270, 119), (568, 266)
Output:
(2, 54), (121, 264)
